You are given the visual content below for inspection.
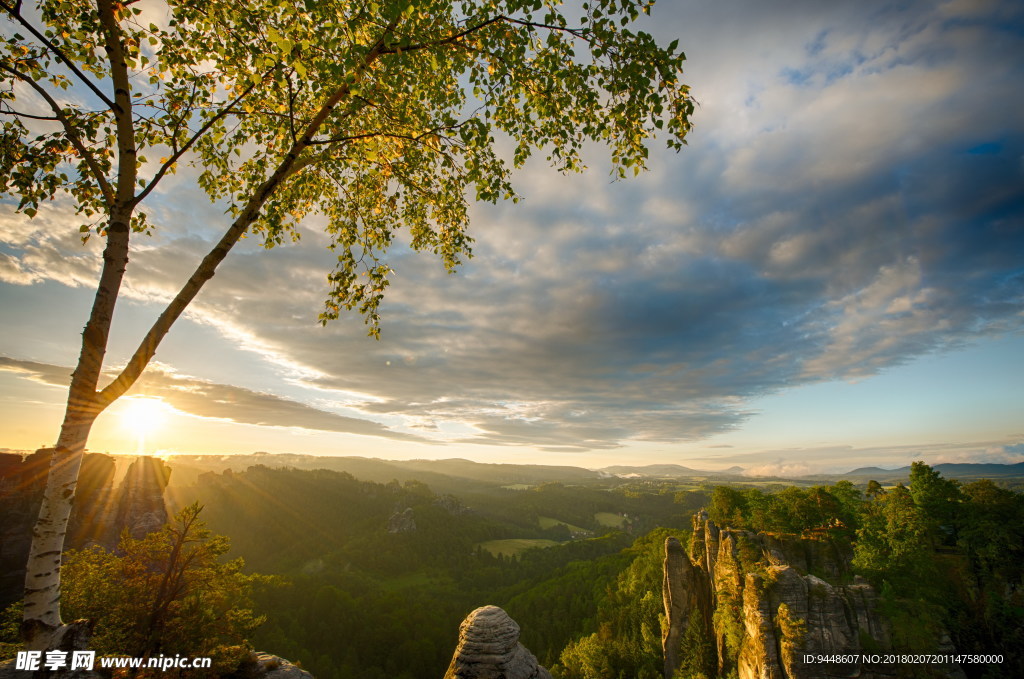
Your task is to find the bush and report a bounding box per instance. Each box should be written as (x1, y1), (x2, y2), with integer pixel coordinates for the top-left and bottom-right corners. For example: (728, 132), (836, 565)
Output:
(62, 503), (278, 676)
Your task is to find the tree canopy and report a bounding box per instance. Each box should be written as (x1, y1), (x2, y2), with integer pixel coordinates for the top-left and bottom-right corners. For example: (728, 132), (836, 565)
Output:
(61, 503), (274, 675)
(2, 0), (692, 337)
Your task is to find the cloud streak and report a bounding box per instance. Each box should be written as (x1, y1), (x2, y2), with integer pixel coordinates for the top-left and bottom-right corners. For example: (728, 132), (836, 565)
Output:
(0, 357), (429, 443)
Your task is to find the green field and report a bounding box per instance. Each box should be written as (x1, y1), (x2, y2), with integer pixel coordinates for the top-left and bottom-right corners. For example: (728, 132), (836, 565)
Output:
(538, 516), (590, 534)
(594, 512), (626, 528)
(478, 539), (561, 557)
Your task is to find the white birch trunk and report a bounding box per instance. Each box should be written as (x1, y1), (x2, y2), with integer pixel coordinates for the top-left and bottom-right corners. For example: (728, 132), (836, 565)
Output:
(21, 419), (93, 649)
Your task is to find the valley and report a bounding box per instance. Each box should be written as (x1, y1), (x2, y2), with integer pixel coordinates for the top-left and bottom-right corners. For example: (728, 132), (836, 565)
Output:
(3, 452), (1021, 678)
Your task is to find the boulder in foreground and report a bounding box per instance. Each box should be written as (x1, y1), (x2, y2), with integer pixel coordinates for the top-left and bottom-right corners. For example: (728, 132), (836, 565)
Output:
(444, 606), (552, 679)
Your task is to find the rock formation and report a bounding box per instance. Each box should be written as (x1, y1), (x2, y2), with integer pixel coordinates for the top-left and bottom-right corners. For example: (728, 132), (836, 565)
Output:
(111, 455), (171, 541)
(386, 506), (417, 533)
(662, 536), (711, 679)
(0, 451), (171, 608)
(661, 512), (967, 679)
(67, 453), (118, 548)
(0, 450), (48, 606)
(1, 450), (117, 606)
(443, 606), (552, 679)
(434, 493), (470, 515)
(238, 652), (315, 679)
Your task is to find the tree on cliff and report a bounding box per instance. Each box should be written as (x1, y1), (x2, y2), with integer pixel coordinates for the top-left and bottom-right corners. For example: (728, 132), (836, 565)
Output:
(62, 503), (273, 674)
(907, 460), (960, 544)
(1, 0), (692, 648)
(556, 529), (668, 678)
(852, 483), (931, 581)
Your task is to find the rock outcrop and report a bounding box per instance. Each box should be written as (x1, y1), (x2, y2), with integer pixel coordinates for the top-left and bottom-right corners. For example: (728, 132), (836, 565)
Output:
(0, 620), (101, 679)
(0, 450), (118, 606)
(661, 512), (967, 679)
(236, 652), (315, 679)
(111, 455), (171, 541)
(443, 606), (552, 679)
(387, 506), (417, 533)
(67, 454), (119, 547)
(434, 493), (470, 515)
(662, 536), (712, 679)
(0, 450), (48, 605)
(0, 451), (171, 608)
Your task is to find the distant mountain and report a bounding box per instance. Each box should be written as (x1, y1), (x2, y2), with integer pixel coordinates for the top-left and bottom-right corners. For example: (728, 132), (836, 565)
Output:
(161, 453), (1024, 495)
(167, 454), (761, 491)
(598, 463), (746, 478)
(844, 466), (901, 477)
(165, 453), (602, 494)
(388, 458), (600, 485)
(600, 463), (704, 477)
(842, 462), (1024, 481)
(174, 453), (783, 485)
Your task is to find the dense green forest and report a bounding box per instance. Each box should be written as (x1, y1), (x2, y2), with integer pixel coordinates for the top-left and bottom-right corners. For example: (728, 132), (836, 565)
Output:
(3, 460), (1021, 678)
(175, 465), (701, 678)
(175, 462), (1022, 679)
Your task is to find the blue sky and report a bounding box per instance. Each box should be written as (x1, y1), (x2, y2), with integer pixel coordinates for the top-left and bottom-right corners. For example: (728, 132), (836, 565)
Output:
(1, 0), (1022, 473)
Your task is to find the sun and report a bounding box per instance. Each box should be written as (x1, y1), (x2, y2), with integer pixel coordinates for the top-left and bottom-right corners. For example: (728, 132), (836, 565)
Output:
(120, 397), (170, 452)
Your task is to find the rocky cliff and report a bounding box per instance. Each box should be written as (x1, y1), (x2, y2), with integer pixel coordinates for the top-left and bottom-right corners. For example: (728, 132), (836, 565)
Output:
(0, 449), (116, 607)
(0, 450), (171, 607)
(662, 511), (967, 679)
(387, 506), (417, 533)
(444, 606), (552, 679)
(0, 450), (48, 605)
(110, 455), (171, 541)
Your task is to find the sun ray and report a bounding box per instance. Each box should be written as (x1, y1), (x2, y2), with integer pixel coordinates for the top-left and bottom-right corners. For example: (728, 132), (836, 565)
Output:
(120, 397), (170, 454)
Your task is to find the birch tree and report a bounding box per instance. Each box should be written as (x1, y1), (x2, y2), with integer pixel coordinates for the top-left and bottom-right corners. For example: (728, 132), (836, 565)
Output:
(0, 0), (692, 649)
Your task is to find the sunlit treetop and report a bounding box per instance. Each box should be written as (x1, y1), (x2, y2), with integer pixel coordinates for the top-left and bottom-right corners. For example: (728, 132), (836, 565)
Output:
(1, 0), (692, 334)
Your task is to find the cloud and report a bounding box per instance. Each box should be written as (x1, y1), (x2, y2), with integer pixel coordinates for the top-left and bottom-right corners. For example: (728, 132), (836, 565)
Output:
(743, 462), (814, 478)
(0, 253), (42, 286)
(1, 0), (1022, 452)
(0, 357), (429, 443)
(936, 444), (1024, 466)
(800, 258), (949, 378)
(0, 357), (72, 387)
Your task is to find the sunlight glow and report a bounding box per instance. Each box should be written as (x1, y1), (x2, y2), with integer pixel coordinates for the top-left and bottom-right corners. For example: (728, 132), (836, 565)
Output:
(121, 397), (171, 453)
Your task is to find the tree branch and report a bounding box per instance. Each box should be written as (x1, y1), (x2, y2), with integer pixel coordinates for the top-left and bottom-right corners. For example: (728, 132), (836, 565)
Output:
(307, 129), (437, 146)
(501, 16), (586, 38)
(97, 0), (137, 203)
(98, 17), (403, 405)
(0, 106), (58, 121)
(0, 0), (117, 110)
(0, 62), (114, 206)
(380, 15), (506, 55)
(379, 15), (588, 56)
(131, 77), (263, 208)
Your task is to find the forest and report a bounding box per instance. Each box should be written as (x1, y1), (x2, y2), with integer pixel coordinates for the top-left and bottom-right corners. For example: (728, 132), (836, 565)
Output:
(1, 459), (1022, 679)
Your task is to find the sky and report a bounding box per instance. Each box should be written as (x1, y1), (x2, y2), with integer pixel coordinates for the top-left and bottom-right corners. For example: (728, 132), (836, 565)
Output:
(1, 0), (1022, 474)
